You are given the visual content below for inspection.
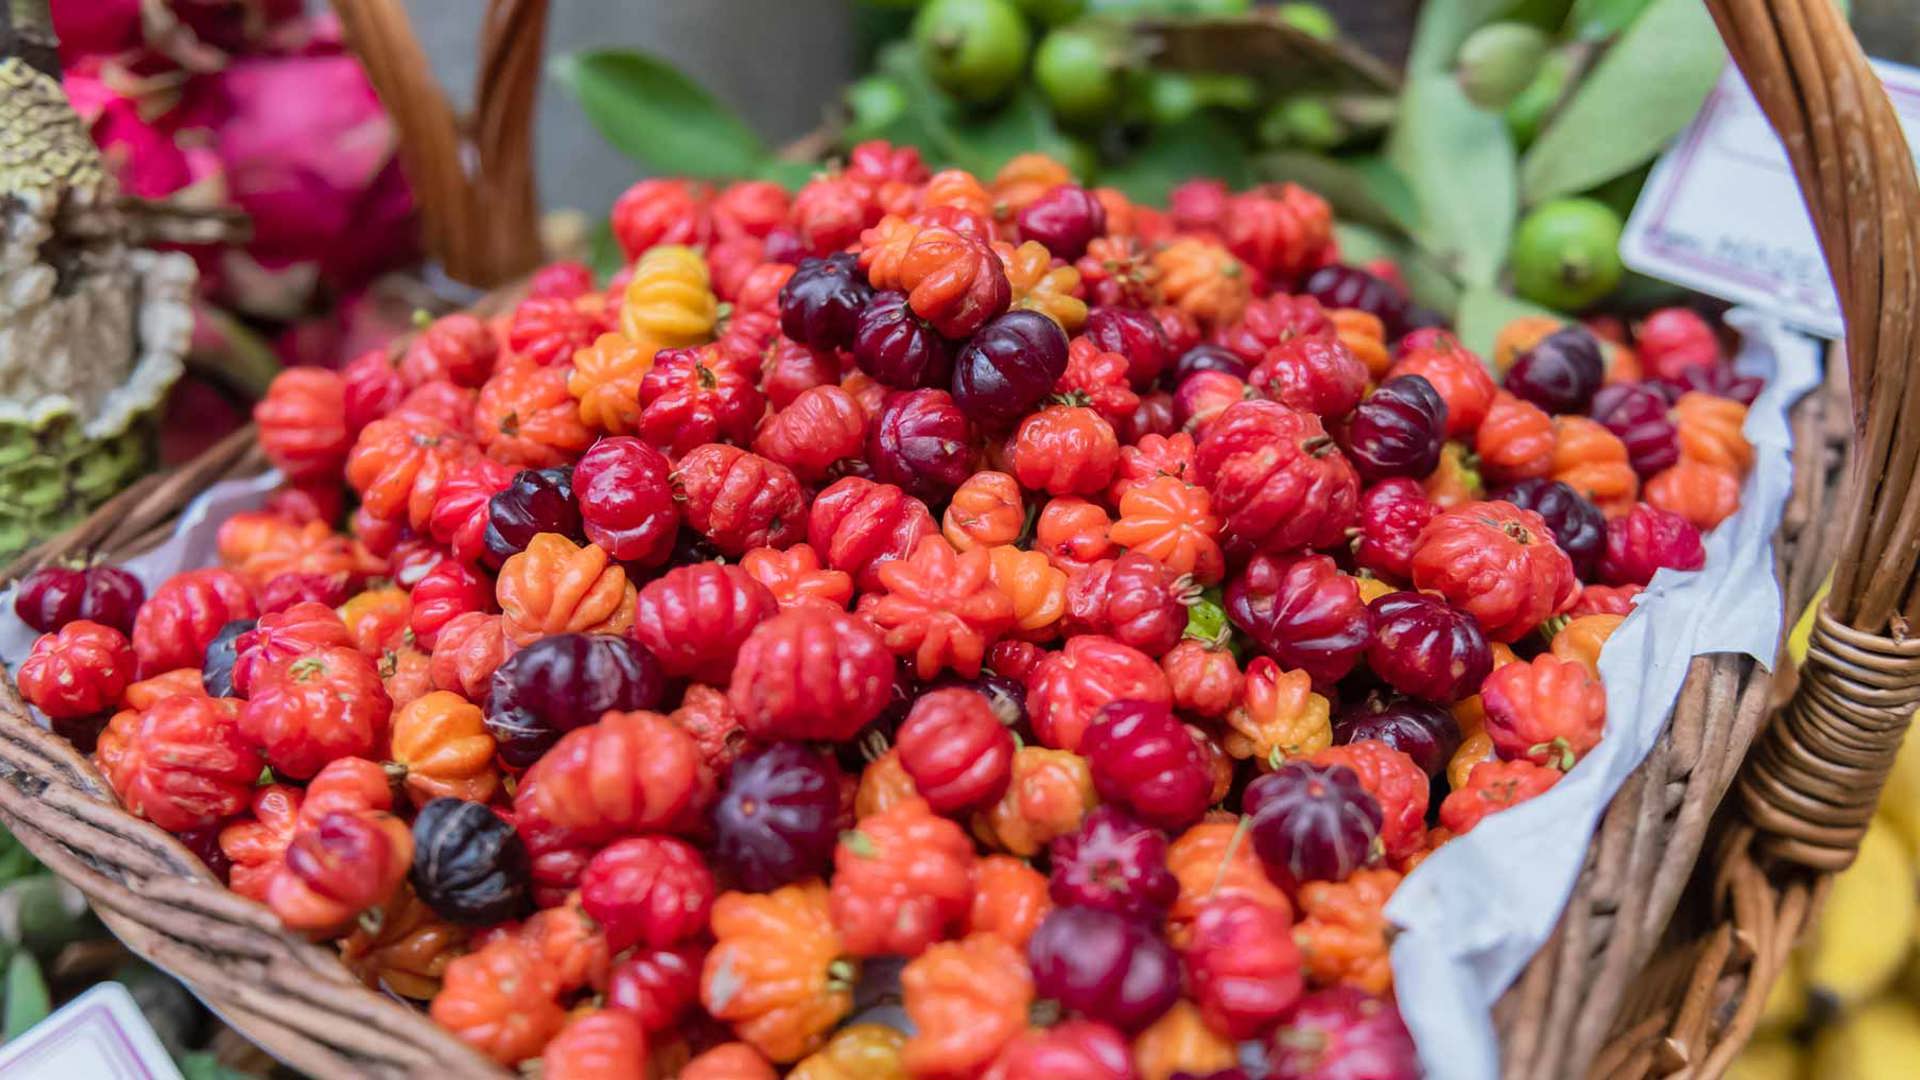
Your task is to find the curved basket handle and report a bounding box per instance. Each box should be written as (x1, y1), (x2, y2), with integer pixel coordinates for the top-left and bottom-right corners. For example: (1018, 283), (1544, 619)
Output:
(329, 0), (548, 288)
(1707, 0), (1920, 869)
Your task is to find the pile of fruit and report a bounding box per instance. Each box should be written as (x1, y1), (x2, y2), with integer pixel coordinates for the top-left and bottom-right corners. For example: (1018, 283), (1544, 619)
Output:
(9, 143), (1762, 1078)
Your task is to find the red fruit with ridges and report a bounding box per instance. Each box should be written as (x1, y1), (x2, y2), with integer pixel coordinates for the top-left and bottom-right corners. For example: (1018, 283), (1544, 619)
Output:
(1183, 895), (1305, 1039)
(1047, 805), (1178, 920)
(409, 559), (493, 650)
(401, 314), (495, 388)
(1173, 370), (1251, 438)
(96, 695), (260, 832)
(638, 346), (765, 457)
(1026, 635), (1172, 753)
(1266, 988), (1419, 1080)
(1195, 400), (1360, 557)
(131, 568), (257, 677)
(1307, 740), (1429, 863)
(12, 564), (145, 637)
(1064, 553), (1188, 658)
(1589, 383), (1680, 478)
(808, 475), (939, 592)
(858, 537), (1016, 680)
(1211, 293), (1331, 368)
(428, 455), (516, 566)
(1636, 307), (1720, 382)
(1598, 502), (1705, 586)
(341, 349), (406, 434)
(867, 389), (977, 500)
(1081, 699), (1212, 832)
(1386, 335), (1495, 438)
(607, 943), (705, 1033)
(673, 444), (808, 556)
(1083, 306), (1171, 388)
(18, 621), (134, 719)
(1365, 591), (1492, 704)
(1243, 761), (1381, 892)
(632, 563), (779, 684)
(255, 368), (351, 481)
(728, 607), (896, 742)
(518, 710), (715, 839)
(231, 601), (353, 697)
(1409, 501), (1578, 643)
(754, 385), (868, 483)
(1010, 405), (1119, 497)
(1351, 479), (1438, 583)
(241, 647), (391, 779)
(508, 297), (600, 369)
(896, 687), (1016, 814)
(611, 177), (713, 257)
(580, 836), (716, 953)
(574, 437), (679, 567)
(1480, 654), (1607, 770)
(1254, 335), (1367, 419)
(1225, 554), (1369, 688)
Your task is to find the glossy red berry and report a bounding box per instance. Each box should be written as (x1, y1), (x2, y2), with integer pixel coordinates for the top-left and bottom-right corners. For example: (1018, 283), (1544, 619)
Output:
(1351, 479), (1438, 583)
(607, 943), (705, 1033)
(759, 335), (839, 410)
(1010, 405), (1119, 497)
(1504, 327), (1605, 415)
(1173, 343), (1252, 383)
(1266, 988), (1419, 1080)
(1588, 383), (1680, 478)
(1183, 895), (1305, 1040)
(611, 177), (713, 257)
(1017, 184), (1106, 261)
(1064, 553), (1188, 658)
(637, 346), (765, 457)
(13, 564), (144, 636)
(631, 563), (779, 684)
(408, 559), (492, 650)
(1226, 554), (1369, 688)
(507, 296), (599, 368)
(131, 568), (257, 678)
(231, 601), (354, 697)
(1599, 503), (1705, 586)
(401, 313), (495, 387)
(428, 455), (517, 567)
(952, 310), (1071, 426)
(1047, 805), (1178, 920)
(17, 621), (135, 719)
(1081, 699), (1212, 832)
(341, 349), (406, 434)
(1027, 905), (1181, 1032)
(1365, 591), (1491, 703)
(1026, 635), (1172, 753)
(896, 687), (1016, 815)
(1244, 761), (1382, 892)
(728, 606), (895, 741)
(1636, 307), (1720, 382)
(1333, 692), (1462, 778)
(1254, 336), (1367, 419)
(240, 647), (390, 779)
(808, 475), (939, 592)
(484, 634), (664, 768)
(852, 290), (956, 390)
(754, 385), (868, 483)
(574, 437), (680, 567)
(484, 466), (582, 568)
(711, 741), (843, 891)
(1493, 478), (1607, 581)
(673, 444), (810, 557)
(1341, 375), (1447, 482)
(1662, 362), (1762, 406)
(1083, 306), (1173, 388)
(580, 836), (715, 953)
(1175, 370), (1254, 437)
(1195, 400), (1360, 558)
(868, 389), (977, 499)
(779, 252), (874, 351)
(1212, 293), (1331, 368)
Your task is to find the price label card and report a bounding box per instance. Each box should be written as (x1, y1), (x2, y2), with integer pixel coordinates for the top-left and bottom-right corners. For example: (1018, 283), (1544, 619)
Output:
(0, 983), (183, 1079)
(1621, 58), (1920, 339)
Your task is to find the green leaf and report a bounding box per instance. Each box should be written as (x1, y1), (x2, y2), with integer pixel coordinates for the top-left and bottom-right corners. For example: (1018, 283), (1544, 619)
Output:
(941, 87), (1081, 180)
(1405, 0), (1518, 74)
(1386, 74), (1517, 287)
(1333, 223), (1464, 318)
(1566, 0), (1655, 40)
(757, 158), (822, 192)
(585, 222), (624, 280)
(1259, 152), (1419, 233)
(2, 952), (48, 1041)
(1454, 284), (1560, 358)
(556, 49), (770, 180)
(1100, 114), (1252, 206)
(1520, 0), (1723, 203)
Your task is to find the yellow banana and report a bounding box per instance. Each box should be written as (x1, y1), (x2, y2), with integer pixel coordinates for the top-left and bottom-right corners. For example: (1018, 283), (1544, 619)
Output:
(1805, 817), (1915, 1010)
(1727, 1034), (1803, 1080)
(1810, 998), (1920, 1080)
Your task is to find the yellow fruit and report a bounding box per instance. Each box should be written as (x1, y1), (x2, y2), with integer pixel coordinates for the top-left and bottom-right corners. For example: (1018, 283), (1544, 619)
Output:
(1804, 817), (1915, 1010)
(1785, 572), (1830, 667)
(1755, 954), (1806, 1034)
(1879, 725), (1920, 862)
(1727, 1034), (1802, 1080)
(1810, 999), (1920, 1080)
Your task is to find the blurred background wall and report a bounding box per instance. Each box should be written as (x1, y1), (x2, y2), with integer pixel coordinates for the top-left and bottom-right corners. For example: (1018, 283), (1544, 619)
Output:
(402, 0), (858, 215)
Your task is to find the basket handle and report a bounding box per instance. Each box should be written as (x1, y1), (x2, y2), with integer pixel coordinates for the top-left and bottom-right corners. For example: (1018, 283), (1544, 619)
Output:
(1705, 0), (1920, 871)
(328, 0), (548, 288)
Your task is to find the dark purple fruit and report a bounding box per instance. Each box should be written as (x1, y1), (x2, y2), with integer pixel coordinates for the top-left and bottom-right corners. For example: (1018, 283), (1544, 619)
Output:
(485, 466), (580, 568)
(484, 633), (663, 768)
(1173, 343), (1251, 383)
(1244, 761), (1382, 892)
(1302, 265), (1412, 339)
(411, 796), (534, 924)
(951, 309), (1070, 426)
(1341, 375), (1447, 482)
(1027, 905), (1182, 1032)
(1083, 306), (1171, 388)
(1048, 805), (1178, 920)
(1589, 383), (1680, 478)
(779, 252), (873, 351)
(1661, 362), (1762, 406)
(1017, 184), (1106, 261)
(1504, 327), (1604, 415)
(1493, 478), (1606, 579)
(866, 388), (976, 499)
(200, 619), (257, 698)
(853, 290), (957, 389)
(1333, 691), (1462, 778)
(1364, 591), (1491, 704)
(711, 741), (843, 891)
(12, 564), (145, 636)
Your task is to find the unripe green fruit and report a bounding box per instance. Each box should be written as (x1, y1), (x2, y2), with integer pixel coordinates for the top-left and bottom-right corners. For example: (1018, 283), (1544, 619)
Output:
(913, 0), (1033, 105)
(1457, 22), (1552, 111)
(1504, 49), (1575, 147)
(845, 76), (909, 140)
(1015, 0), (1087, 26)
(1511, 198), (1626, 312)
(1259, 96), (1342, 150)
(1034, 25), (1126, 126)
(1274, 2), (1337, 39)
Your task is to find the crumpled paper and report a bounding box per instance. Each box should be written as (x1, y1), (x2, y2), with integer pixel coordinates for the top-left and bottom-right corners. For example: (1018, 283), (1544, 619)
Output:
(1386, 310), (1824, 1079)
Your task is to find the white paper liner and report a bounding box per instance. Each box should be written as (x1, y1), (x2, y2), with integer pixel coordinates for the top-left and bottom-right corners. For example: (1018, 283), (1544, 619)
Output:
(1386, 310), (1824, 1079)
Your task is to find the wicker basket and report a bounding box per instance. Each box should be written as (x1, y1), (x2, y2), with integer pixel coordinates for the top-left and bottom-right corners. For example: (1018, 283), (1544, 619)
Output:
(4, 0), (1918, 1077)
